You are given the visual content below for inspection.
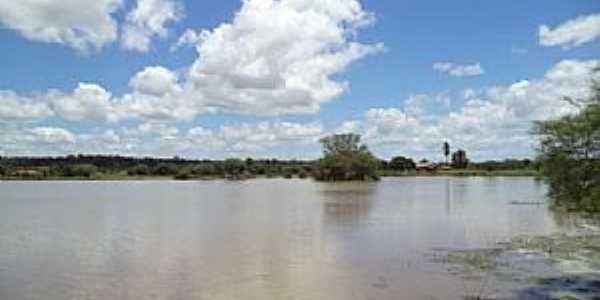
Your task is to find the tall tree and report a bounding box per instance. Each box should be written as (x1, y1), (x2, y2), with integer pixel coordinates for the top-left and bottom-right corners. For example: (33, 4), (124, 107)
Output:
(443, 142), (450, 163)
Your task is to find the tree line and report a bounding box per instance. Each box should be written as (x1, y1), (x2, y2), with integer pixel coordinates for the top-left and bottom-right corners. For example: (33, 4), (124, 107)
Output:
(0, 140), (536, 181)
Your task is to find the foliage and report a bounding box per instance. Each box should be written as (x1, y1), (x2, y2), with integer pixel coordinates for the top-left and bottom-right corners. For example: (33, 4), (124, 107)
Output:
(223, 159), (246, 175)
(191, 163), (217, 176)
(152, 163), (178, 176)
(534, 77), (600, 212)
(128, 164), (150, 176)
(315, 133), (379, 181)
(174, 168), (194, 180)
(64, 164), (99, 178)
(389, 156), (416, 171)
(451, 150), (469, 169)
(471, 159), (538, 172)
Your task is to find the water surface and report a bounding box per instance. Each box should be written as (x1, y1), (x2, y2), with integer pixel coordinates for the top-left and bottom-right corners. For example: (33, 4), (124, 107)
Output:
(0, 177), (593, 299)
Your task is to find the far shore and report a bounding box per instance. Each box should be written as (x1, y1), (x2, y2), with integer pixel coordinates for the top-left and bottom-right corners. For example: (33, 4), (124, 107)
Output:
(0, 169), (541, 181)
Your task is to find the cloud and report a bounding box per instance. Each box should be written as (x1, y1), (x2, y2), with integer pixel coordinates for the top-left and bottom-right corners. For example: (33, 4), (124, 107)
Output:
(2, 59), (597, 160)
(121, 0), (183, 52)
(28, 127), (77, 144)
(51, 83), (119, 122)
(539, 13), (600, 49)
(0, 120), (324, 158)
(0, 91), (54, 121)
(181, 0), (383, 116)
(190, 121), (324, 156)
(359, 59), (599, 160)
(171, 28), (200, 51)
(128, 66), (180, 96)
(0, 0), (183, 53)
(433, 62), (485, 77)
(1, 83), (121, 123)
(120, 66), (201, 121)
(0, 0), (123, 53)
(135, 122), (179, 138)
(0, 0), (382, 124)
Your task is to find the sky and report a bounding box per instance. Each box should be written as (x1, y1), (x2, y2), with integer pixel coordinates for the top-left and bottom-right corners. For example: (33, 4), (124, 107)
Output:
(0, 0), (599, 161)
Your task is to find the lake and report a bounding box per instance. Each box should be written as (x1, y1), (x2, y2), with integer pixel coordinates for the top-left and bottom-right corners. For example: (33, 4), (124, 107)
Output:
(0, 177), (598, 299)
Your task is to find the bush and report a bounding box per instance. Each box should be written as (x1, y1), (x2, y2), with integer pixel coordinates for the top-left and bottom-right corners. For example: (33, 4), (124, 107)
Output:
(65, 164), (98, 178)
(174, 169), (194, 180)
(128, 164), (150, 176)
(192, 164), (217, 176)
(223, 159), (246, 176)
(152, 163), (178, 176)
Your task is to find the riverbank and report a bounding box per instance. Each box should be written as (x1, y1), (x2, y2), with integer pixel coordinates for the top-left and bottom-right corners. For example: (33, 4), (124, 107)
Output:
(379, 169), (541, 177)
(0, 169), (541, 181)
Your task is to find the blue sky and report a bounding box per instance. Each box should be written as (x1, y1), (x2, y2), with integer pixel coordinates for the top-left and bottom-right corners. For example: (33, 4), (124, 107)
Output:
(0, 0), (599, 161)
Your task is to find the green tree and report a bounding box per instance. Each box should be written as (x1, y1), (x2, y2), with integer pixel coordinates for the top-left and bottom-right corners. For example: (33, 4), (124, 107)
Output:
(152, 163), (178, 176)
(65, 164), (98, 178)
(315, 133), (379, 181)
(223, 159), (246, 176)
(443, 142), (450, 163)
(534, 75), (600, 211)
(451, 150), (469, 169)
(128, 164), (150, 176)
(192, 163), (217, 176)
(389, 156), (416, 170)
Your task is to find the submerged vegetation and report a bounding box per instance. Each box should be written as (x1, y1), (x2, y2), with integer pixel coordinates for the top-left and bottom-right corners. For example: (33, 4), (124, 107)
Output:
(434, 215), (600, 299)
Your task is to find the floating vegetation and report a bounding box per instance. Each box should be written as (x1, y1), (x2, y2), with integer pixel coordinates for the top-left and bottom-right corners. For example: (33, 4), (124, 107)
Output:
(432, 219), (600, 299)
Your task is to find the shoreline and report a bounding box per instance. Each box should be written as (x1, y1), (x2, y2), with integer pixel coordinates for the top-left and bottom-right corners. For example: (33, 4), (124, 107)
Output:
(0, 170), (541, 181)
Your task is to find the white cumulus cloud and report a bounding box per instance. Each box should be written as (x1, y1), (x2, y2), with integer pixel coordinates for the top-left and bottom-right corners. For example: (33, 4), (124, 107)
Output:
(433, 62), (485, 77)
(539, 13), (600, 49)
(0, 91), (54, 121)
(51, 83), (119, 122)
(182, 0), (383, 116)
(0, 0), (123, 53)
(358, 59), (599, 160)
(122, 0), (183, 52)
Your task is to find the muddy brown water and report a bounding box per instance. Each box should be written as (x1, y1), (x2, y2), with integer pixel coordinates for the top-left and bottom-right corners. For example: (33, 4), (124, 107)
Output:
(0, 177), (596, 299)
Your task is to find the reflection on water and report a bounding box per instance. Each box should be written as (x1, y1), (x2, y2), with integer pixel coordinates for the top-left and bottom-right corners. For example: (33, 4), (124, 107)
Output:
(0, 177), (593, 299)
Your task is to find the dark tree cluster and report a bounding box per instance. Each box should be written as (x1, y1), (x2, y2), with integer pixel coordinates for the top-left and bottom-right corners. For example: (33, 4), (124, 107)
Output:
(0, 154), (314, 180)
(471, 159), (539, 172)
(314, 134), (380, 181)
(451, 150), (469, 169)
